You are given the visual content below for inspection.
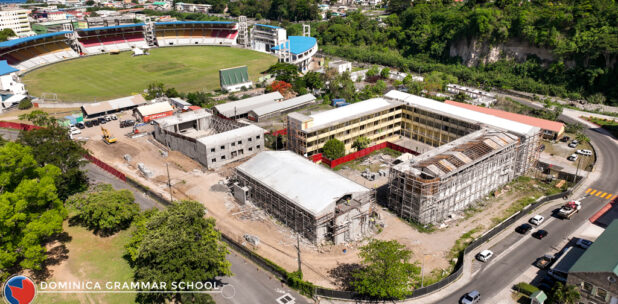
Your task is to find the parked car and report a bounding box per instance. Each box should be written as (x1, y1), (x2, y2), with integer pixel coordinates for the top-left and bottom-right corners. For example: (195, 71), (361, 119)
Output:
(85, 120), (94, 128)
(92, 119), (100, 126)
(567, 154), (578, 161)
(110, 114), (118, 120)
(575, 238), (593, 249)
(539, 144), (546, 152)
(560, 136), (570, 142)
(98, 117), (107, 124)
(530, 215), (545, 226)
(460, 290), (481, 304)
(76, 122), (85, 129)
(568, 142), (577, 148)
(576, 149), (592, 156)
(476, 250), (494, 262)
(533, 230), (549, 239)
(104, 115), (112, 121)
(516, 223), (533, 234)
(69, 128), (81, 135)
(536, 277), (555, 293)
(534, 254), (555, 269)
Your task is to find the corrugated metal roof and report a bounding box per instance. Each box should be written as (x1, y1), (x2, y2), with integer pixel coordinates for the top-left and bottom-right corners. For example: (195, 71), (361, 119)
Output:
(306, 98), (400, 131)
(250, 93), (316, 117)
(272, 36), (317, 55)
(0, 60), (19, 75)
(0, 31), (71, 48)
(385, 90), (539, 137)
(255, 23), (282, 29)
(137, 102), (173, 117)
(570, 220), (618, 275)
(214, 92), (283, 117)
(445, 100), (564, 134)
(236, 151), (370, 217)
(154, 108), (211, 128)
(81, 95), (147, 116)
(78, 24), (144, 32)
(155, 21), (235, 26)
(220, 66), (250, 87)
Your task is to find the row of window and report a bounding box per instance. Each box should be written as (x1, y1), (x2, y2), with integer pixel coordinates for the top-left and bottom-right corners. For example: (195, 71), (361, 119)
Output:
(209, 135), (261, 153)
(580, 281), (610, 302)
(211, 145), (260, 163)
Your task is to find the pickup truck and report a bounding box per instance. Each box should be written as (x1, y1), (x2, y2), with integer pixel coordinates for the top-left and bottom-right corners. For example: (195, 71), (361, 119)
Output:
(557, 201), (581, 219)
(534, 254), (555, 269)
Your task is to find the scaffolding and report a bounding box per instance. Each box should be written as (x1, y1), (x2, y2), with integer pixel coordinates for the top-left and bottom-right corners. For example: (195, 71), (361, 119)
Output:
(387, 130), (519, 224)
(237, 16), (249, 47)
(143, 17), (157, 47)
(63, 23), (82, 54)
(302, 24), (311, 37)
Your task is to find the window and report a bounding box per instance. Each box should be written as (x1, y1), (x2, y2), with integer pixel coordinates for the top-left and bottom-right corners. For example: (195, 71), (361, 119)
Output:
(581, 282), (593, 293)
(256, 135), (261, 139)
(248, 137), (252, 142)
(221, 155), (226, 160)
(249, 147), (253, 151)
(220, 145), (225, 150)
(210, 148), (215, 152)
(231, 142), (236, 146)
(595, 287), (608, 300)
(238, 140), (242, 144)
(211, 158), (216, 163)
(257, 145), (261, 149)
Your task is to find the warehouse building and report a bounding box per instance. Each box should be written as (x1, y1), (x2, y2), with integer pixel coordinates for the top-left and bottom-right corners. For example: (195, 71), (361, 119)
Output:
(234, 151), (375, 244)
(81, 95), (147, 118)
(153, 109), (265, 169)
(388, 129), (520, 224)
(136, 102), (174, 122)
(213, 92), (284, 119)
(287, 97), (402, 156)
(247, 93), (316, 122)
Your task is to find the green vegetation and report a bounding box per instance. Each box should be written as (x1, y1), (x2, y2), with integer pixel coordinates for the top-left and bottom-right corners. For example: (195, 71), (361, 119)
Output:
(0, 142), (66, 280)
(322, 138), (346, 160)
(352, 136), (371, 151)
(66, 184), (140, 236)
(313, 2), (618, 105)
(352, 239), (420, 300)
(448, 226), (483, 260)
(549, 282), (581, 304)
(126, 201), (230, 303)
(584, 116), (618, 139)
(515, 282), (540, 296)
(0, 28), (15, 42)
(17, 98), (32, 110)
(18, 110), (89, 200)
(22, 47), (277, 102)
(227, 0), (319, 20)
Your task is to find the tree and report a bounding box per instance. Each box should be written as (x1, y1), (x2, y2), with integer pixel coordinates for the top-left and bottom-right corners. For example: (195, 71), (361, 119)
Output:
(0, 142), (66, 280)
(322, 138), (346, 160)
(66, 184), (140, 235)
(380, 67), (391, 79)
(387, 0), (412, 14)
(266, 63), (300, 83)
(85, 0), (95, 5)
(352, 136), (371, 151)
(303, 71), (325, 91)
(126, 201), (231, 304)
(269, 80), (293, 96)
(352, 239), (420, 299)
(145, 82), (165, 100)
(0, 28), (16, 42)
(549, 282), (581, 304)
(17, 98), (32, 110)
(366, 66), (380, 78)
(18, 111), (89, 200)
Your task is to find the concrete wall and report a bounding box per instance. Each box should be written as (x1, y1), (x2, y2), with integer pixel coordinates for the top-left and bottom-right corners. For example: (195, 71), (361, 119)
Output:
(198, 130), (264, 168)
(568, 272), (618, 304)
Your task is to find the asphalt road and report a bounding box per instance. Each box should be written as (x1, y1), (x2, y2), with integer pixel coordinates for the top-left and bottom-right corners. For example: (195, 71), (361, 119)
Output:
(439, 108), (618, 303)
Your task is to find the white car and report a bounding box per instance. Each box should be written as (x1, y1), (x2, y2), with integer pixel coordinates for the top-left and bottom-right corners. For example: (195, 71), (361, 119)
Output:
(70, 128), (81, 135)
(567, 154), (578, 161)
(476, 250), (494, 262)
(530, 215), (545, 226)
(576, 149), (592, 156)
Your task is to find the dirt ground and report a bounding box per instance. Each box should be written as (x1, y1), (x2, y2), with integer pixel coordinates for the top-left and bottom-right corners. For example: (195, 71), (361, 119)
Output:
(83, 125), (546, 289)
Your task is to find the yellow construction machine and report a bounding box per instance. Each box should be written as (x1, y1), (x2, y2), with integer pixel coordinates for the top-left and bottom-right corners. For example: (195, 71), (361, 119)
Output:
(101, 127), (117, 144)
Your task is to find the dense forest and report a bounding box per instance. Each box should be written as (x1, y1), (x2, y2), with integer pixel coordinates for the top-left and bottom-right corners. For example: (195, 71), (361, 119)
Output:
(307, 0), (616, 105)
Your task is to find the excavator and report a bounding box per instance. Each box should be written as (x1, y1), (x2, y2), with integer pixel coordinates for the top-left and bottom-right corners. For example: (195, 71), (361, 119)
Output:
(101, 127), (117, 144)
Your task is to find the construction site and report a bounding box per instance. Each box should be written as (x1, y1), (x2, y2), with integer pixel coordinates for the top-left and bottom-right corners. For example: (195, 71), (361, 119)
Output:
(152, 109), (265, 169)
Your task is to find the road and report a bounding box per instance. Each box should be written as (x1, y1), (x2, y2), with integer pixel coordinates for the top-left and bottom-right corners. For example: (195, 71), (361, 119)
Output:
(440, 104), (618, 303)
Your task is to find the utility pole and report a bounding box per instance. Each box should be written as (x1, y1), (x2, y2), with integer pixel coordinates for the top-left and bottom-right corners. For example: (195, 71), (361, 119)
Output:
(573, 156), (583, 184)
(421, 254), (425, 287)
(166, 162), (173, 202)
(296, 233), (302, 274)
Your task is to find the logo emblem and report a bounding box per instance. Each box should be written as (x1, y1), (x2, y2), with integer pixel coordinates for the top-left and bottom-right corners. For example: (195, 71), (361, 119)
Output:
(3, 276), (36, 304)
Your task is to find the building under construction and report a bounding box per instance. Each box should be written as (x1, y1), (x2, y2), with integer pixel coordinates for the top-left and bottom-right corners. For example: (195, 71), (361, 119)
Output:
(153, 109), (265, 169)
(234, 151), (375, 244)
(388, 129), (520, 224)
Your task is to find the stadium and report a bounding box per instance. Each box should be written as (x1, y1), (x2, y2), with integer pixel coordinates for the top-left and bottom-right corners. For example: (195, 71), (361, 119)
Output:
(0, 18), (318, 102)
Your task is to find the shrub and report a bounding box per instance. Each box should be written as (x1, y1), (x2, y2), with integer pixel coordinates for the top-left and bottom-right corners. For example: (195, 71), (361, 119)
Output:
(515, 282), (539, 296)
(17, 98), (32, 110)
(322, 138), (345, 160)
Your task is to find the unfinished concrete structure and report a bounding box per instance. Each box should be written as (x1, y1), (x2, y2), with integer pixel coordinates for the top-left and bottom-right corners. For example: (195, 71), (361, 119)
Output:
(234, 151), (375, 244)
(388, 129), (520, 224)
(153, 109), (265, 169)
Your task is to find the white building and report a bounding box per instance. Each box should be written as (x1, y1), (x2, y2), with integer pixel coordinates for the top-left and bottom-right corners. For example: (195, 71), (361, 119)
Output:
(175, 2), (211, 13)
(251, 23), (287, 53)
(446, 84), (497, 107)
(0, 9), (35, 37)
(329, 60), (352, 74)
(0, 60), (27, 110)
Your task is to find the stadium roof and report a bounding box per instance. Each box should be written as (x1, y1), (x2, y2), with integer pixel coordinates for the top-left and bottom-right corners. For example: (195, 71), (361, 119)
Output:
(155, 21), (236, 26)
(570, 220), (618, 275)
(137, 102), (173, 117)
(0, 31), (71, 48)
(445, 100), (565, 134)
(236, 151), (370, 217)
(385, 90), (539, 137)
(154, 108), (211, 128)
(78, 24), (145, 32)
(0, 60), (19, 75)
(197, 124), (264, 146)
(301, 98), (400, 132)
(220, 66), (250, 87)
(214, 92), (283, 117)
(250, 93), (316, 117)
(255, 24), (282, 29)
(272, 36), (317, 55)
(81, 95), (147, 116)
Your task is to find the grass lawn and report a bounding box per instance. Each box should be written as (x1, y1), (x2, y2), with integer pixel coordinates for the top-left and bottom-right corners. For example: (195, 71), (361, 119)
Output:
(36, 222), (136, 304)
(22, 46), (277, 102)
(584, 116), (618, 139)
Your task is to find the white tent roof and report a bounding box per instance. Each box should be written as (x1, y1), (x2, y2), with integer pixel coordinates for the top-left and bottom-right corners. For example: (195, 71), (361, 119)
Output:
(236, 151), (370, 217)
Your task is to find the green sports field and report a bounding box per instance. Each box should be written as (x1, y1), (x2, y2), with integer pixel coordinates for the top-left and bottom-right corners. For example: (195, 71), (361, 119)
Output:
(22, 46), (277, 102)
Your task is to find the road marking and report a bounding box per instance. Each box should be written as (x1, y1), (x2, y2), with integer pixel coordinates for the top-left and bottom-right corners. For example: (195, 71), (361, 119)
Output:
(590, 190), (597, 195)
(599, 192), (607, 198)
(611, 195), (617, 201)
(585, 188), (592, 194)
(596, 191), (604, 197)
(602, 193), (611, 199)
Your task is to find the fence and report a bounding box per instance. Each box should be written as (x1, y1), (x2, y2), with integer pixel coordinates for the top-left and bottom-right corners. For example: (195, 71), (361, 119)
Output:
(0, 121), (41, 131)
(270, 128), (287, 136)
(312, 141), (418, 168)
(84, 154), (127, 182)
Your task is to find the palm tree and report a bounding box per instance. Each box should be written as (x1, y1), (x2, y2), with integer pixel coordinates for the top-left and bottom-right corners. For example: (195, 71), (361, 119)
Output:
(549, 282), (581, 304)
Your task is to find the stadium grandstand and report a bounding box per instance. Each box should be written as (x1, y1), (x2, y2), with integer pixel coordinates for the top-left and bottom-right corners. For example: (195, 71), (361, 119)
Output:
(0, 31), (79, 70)
(77, 24), (148, 55)
(154, 21), (238, 47)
